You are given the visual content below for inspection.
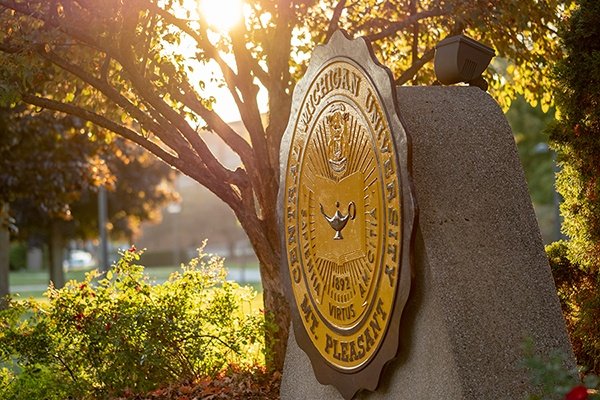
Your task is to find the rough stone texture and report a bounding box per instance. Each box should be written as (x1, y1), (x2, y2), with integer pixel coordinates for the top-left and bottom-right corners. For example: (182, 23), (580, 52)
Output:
(280, 86), (575, 399)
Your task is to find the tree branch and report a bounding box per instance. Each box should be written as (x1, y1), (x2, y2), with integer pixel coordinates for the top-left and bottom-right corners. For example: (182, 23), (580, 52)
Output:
(170, 82), (255, 165)
(21, 93), (184, 171)
(395, 48), (434, 85)
(410, 0), (419, 66)
(325, 0), (347, 42)
(1, 0), (251, 211)
(114, 46), (234, 185)
(141, 0), (269, 171)
(38, 48), (193, 158)
(22, 92), (244, 210)
(100, 54), (110, 81)
(0, 0), (98, 52)
(143, 0), (269, 87)
(366, 9), (446, 42)
(230, 25), (269, 163)
(265, 0), (294, 168)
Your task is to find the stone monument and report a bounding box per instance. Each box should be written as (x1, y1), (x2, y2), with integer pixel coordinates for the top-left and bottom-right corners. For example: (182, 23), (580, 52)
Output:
(278, 30), (574, 400)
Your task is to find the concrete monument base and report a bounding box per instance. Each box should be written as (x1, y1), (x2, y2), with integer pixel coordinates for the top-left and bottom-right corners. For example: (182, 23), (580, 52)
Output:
(280, 86), (574, 399)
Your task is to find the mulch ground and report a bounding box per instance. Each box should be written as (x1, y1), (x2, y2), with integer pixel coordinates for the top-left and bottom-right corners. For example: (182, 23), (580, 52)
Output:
(115, 368), (281, 400)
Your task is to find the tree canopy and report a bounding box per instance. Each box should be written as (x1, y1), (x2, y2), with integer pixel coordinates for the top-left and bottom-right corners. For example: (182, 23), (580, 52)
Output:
(0, 108), (109, 297)
(1, 108), (177, 242)
(69, 139), (178, 242)
(0, 108), (110, 220)
(0, 0), (571, 370)
(0, 106), (177, 297)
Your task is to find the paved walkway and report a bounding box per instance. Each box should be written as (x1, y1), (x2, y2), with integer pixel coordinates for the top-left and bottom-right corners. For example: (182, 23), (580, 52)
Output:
(227, 267), (261, 283)
(9, 284), (49, 293)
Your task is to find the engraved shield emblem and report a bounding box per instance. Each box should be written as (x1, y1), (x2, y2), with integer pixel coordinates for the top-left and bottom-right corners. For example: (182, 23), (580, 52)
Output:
(279, 30), (416, 399)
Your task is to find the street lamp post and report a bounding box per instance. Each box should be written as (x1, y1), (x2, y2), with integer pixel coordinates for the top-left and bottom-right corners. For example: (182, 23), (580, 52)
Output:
(167, 202), (182, 267)
(98, 185), (109, 273)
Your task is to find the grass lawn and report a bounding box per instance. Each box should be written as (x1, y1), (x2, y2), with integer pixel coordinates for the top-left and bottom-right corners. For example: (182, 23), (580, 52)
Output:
(8, 262), (263, 304)
(9, 269), (90, 286)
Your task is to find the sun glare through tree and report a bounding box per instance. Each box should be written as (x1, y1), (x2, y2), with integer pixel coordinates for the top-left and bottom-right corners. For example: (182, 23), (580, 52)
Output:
(199, 0), (243, 33)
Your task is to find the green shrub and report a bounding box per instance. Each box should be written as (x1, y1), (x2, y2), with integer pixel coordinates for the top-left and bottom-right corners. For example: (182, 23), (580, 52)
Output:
(524, 339), (600, 400)
(8, 242), (26, 271)
(0, 365), (74, 400)
(0, 247), (266, 399)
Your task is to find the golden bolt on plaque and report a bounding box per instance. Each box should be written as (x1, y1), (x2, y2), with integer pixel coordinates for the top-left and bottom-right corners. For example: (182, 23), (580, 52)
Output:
(279, 30), (416, 399)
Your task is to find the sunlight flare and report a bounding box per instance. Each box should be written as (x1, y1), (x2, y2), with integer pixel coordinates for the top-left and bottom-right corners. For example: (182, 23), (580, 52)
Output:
(200, 0), (243, 32)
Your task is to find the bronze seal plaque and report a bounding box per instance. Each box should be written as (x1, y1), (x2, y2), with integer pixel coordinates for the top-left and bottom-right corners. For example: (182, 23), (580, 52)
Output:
(279, 30), (416, 399)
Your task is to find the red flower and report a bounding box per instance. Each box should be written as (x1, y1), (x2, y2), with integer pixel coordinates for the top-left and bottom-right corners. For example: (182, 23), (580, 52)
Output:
(566, 386), (588, 400)
(128, 245), (137, 253)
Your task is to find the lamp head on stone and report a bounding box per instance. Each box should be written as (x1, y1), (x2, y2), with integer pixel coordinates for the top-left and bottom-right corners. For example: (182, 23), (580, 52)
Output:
(434, 34), (495, 91)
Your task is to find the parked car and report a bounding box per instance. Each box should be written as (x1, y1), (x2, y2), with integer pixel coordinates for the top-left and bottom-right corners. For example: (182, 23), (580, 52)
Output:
(63, 250), (96, 271)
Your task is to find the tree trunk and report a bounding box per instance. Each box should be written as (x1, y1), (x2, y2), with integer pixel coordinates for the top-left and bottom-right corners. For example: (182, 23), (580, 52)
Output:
(261, 269), (290, 371)
(232, 178), (291, 371)
(245, 227), (291, 373)
(48, 221), (65, 289)
(0, 203), (10, 309)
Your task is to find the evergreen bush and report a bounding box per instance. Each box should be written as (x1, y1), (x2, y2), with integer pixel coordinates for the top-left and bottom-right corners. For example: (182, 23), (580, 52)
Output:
(547, 0), (600, 375)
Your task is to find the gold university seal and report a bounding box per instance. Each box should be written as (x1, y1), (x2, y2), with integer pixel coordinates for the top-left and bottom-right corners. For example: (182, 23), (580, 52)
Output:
(279, 30), (416, 399)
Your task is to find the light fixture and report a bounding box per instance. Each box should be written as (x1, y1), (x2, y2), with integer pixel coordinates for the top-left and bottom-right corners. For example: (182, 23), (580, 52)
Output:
(434, 34), (495, 91)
